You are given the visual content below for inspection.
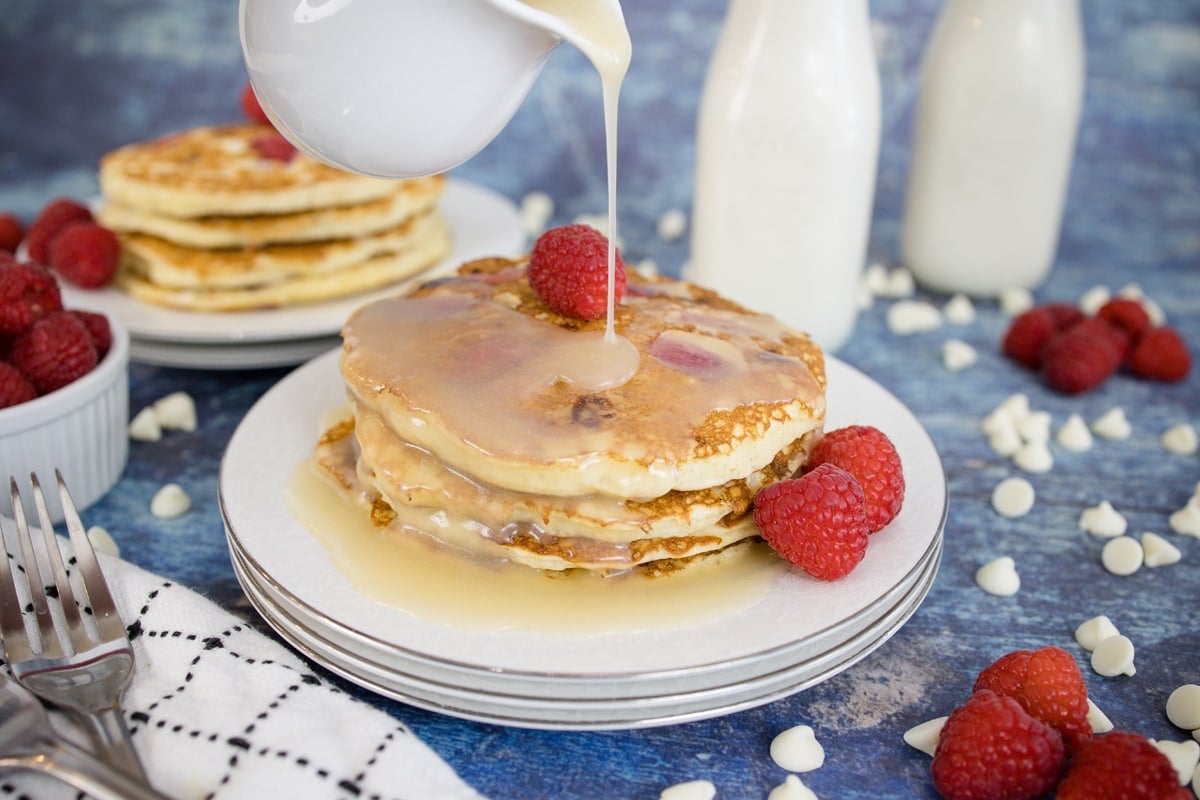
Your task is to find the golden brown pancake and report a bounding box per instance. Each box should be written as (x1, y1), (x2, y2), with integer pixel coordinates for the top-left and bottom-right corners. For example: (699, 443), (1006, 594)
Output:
(323, 257), (827, 573)
(98, 124), (400, 218)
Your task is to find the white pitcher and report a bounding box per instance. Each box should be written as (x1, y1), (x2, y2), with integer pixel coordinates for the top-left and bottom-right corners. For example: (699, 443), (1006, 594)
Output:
(239, 0), (628, 178)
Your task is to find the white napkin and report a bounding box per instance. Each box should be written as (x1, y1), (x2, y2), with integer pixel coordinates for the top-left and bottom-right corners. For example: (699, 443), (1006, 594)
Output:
(3, 553), (487, 800)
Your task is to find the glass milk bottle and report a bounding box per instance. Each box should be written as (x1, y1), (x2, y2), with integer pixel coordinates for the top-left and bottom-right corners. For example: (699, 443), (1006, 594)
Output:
(900, 0), (1085, 296)
(688, 0), (880, 353)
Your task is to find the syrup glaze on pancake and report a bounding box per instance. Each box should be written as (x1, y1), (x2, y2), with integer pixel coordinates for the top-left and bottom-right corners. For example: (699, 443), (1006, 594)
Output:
(328, 258), (827, 573)
(342, 257), (825, 501)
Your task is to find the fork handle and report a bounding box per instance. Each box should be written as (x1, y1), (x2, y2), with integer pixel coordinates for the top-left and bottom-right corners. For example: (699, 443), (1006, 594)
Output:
(75, 705), (149, 782)
(0, 736), (171, 800)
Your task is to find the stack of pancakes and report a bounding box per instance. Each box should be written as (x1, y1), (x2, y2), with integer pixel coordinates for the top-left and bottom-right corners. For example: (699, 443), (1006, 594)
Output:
(97, 124), (450, 311)
(316, 256), (827, 575)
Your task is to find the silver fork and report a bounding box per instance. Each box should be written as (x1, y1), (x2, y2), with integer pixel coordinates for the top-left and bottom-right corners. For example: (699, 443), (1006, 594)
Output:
(0, 470), (148, 782)
(0, 671), (169, 799)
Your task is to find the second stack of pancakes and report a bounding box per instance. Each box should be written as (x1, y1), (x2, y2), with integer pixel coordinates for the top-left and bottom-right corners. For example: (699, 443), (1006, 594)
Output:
(97, 124), (450, 312)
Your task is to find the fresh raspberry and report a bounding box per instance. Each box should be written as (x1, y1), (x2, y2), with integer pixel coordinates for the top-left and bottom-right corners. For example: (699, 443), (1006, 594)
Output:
(528, 224), (626, 321)
(808, 425), (905, 533)
(1128, 325), (1190, 382)
(1002, 307), (1057, 368)
(1042, 301), (1085, 331)
(0, 212), (23, 253)
(932, 690), (1065, 800)
(240, 81), (273, 126)
(974, 645), (1092, 755)
(0, 361), (36, 409)
(752, 463), (869, 580)
(8, 310), (98, 395)
(47, 221), (120, 288)
(70, 309), (113, 358)
(1096, 297), (1152, 343)
(25, 198), (93, 264)
(1056, 731), (1191, 799)
(0, 260), (63, 335)
(1040, 318), (1123, 394)
(252, 132), (298, 162)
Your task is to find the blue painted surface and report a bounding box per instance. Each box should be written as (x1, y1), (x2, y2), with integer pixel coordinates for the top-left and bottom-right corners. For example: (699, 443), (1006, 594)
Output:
(2, 1), (1198, 797)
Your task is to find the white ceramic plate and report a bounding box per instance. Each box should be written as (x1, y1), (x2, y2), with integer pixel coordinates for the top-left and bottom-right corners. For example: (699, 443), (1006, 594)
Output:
(128, 335), (341, 371)
(230, 541), (940, 729)
(62, 179), (524, 347)
(220, 349), (947, 685)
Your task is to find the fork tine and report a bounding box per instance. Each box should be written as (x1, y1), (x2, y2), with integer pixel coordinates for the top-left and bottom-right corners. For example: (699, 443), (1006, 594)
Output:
(29, 473), (93, 656)
(55, 470), (126, 643)
(0, 509), (36, 664)
(8, 478), (62, 660)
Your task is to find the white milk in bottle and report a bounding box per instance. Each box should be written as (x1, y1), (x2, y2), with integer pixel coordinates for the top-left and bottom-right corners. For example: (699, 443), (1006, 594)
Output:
(688, 0), (881, 353)
(900, 0), (1085, 296)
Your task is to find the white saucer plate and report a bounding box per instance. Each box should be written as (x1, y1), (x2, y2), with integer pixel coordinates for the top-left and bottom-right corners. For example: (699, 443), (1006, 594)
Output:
(230, 537), (940, 729)
(220, 348), (947, 721)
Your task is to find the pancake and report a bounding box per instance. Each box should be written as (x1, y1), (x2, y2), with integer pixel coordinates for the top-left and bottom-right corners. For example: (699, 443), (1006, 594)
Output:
(342, 257), (826, 500)
(326, 256), (827, 573)
(97, 174), (445, 249)
(115, 209), (447, 290)
(114, 212), (451, 312)
(98, 124), (399, 218)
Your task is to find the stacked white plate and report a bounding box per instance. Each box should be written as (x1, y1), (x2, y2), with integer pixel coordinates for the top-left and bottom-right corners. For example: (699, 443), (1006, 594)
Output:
(63, 180), (525, 370)
(220, 351), (946, 730)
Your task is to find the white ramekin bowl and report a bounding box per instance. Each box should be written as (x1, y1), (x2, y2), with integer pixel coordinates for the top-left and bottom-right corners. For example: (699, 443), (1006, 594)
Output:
(0, 316), (130, 523)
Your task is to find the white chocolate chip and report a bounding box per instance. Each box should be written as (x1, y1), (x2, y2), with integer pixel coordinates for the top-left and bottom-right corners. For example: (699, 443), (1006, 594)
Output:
(903, 716), (947, 757)
(1101, 536), (1143, 576)
(659, 780), (716, 800)
(1194, 762), (1199, 795)
(1056, 414), (1094, 452)
(1012, 441), (1054, 474)
(1167, 685), (1200, 731)
(86, 526), (120, 558)
(1169, 498), (1200, 538)
(942, 339), (978, 371)
(988, 426), (1023, 457)
(975, 557), (1020, 596)
(1152, 739), (1199, 787)
(1142, 532), (1182, 567)
(1078, 285), (1111, 316)
(1091, 407), (1132, 441)
(1086, 698), (1113, 734)
(637, 258), (660, 277)
(886, 300), (942, 335)
(1091, 635), (1136, 677)
(862, 262), (890, 295)
(519, 191), (554, 235)
(153, 391), (197, 432)
(1075, 615), (1121, 651)
(943, 294), (976, 325)
(1016, 411), (1052, 445)
(1161, 423), (1199, 456)
(998, 393), (1031, 420)
(150, 483), (191, 519)
(998, 286), (1034, 316)
(1079, 501), (1128, 538)
(770, 725), (825, 772)
(128, 407), (162, 442)
(656, 208), (687, 241)
(992, 477), (1035, 518)
(882, 267), (916, 299)
(767, 775), (818, 800)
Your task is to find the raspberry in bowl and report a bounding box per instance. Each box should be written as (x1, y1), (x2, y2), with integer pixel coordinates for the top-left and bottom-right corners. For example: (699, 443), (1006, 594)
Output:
(0, 310), (129, 523)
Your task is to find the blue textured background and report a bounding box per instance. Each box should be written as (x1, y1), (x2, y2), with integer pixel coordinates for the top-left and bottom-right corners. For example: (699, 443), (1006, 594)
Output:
(2, 1), (1198, 798)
